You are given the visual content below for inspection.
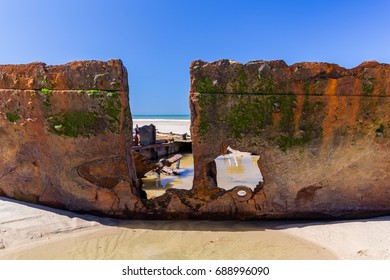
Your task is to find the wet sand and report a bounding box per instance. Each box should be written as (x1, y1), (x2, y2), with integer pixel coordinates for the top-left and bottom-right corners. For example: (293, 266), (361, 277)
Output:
(2, 197), (390, 260)
(0, 197), (334, 260)
(2, 224), (334, 260)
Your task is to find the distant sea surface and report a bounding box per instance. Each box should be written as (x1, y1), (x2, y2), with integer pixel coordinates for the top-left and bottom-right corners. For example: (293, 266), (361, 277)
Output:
(132, 115), (190, 122)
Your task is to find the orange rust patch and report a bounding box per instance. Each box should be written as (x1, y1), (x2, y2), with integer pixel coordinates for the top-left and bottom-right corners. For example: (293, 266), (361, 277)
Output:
(321, 79), (338, 148)
(347, 79), (362, 125)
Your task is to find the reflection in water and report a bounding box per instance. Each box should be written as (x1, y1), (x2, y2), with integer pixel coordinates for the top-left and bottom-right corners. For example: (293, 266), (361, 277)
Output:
(142, 153), (194, 198)
(216, 154), (263, 190)
(226, 156), (245, 174)
(142, 153), (263, 199)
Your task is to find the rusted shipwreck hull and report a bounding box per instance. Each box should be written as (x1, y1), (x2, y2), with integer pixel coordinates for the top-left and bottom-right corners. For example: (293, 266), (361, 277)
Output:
(1, 59), (390, 219)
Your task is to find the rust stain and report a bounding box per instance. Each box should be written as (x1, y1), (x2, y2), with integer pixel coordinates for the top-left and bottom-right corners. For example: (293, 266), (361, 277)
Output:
(272, 112), (282, 129)
(345, 80), (361, 127)
(321, 79), (338, 149)
(294, 94), (304, 132)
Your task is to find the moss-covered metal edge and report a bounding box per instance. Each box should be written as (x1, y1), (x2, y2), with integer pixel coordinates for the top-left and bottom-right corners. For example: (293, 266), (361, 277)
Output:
(47, 111), (99, 138)
(40, 89), (124, 138)
(6, 111), (20, 122)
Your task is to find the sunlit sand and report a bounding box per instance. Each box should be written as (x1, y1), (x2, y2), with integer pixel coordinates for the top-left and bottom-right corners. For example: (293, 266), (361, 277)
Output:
(0, 197), (335, 260)
(2, 196), (390, 260)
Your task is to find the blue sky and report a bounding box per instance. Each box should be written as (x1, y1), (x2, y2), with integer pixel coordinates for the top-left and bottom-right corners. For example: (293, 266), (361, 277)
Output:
(0, 0), (389, 115)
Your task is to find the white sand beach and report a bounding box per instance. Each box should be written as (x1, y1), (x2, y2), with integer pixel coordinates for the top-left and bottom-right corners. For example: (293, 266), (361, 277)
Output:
(0, 197), (329, 260)
(1, 196), (390, 260)
(133, 119), (191, 135)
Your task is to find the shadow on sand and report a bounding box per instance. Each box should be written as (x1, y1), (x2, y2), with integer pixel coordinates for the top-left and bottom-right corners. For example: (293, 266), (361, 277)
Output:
(2, 196), (390, 233)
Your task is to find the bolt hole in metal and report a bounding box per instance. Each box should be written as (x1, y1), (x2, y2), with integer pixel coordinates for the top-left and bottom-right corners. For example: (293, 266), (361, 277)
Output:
(237, 190), (247, 197)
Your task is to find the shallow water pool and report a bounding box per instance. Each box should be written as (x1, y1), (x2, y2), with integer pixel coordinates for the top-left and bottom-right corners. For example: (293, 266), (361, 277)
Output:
(142, 153), (263, 199)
